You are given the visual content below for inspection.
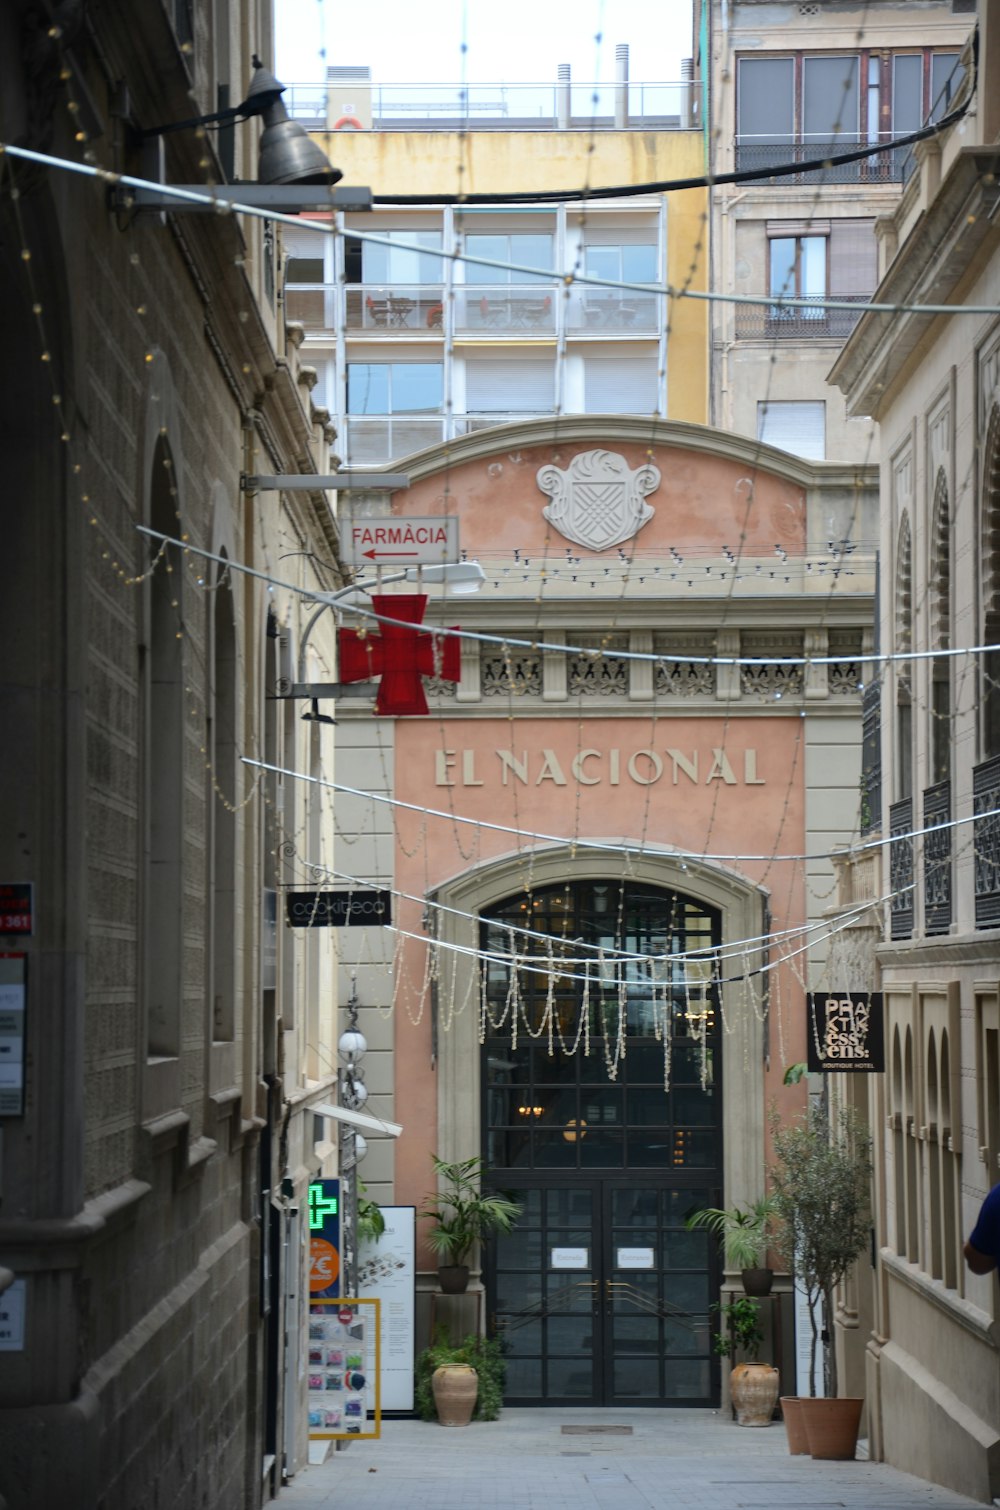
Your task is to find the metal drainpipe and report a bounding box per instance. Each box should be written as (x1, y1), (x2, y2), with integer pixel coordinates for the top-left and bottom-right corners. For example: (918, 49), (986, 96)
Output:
(615, 43), (628, 129)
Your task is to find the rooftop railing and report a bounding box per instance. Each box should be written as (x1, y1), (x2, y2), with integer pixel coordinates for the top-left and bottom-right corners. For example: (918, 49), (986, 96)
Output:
(283, 79), (700, 132)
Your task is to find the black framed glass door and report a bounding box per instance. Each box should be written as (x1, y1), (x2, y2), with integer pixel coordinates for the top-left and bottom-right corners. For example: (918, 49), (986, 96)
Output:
(481, 880), (724, 1407)
(489, 1178), (719, 1405)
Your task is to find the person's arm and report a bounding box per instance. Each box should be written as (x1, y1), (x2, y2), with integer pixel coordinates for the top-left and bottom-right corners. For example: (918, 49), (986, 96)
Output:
(964, 1238), (997, 1275)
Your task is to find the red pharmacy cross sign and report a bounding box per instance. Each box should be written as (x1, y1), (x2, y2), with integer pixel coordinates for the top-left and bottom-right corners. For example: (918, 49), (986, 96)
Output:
(338, 594), (460, 716)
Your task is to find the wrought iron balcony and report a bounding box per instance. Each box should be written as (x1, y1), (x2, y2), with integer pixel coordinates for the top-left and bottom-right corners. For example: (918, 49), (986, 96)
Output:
(923, 780), (952, 935)
(734, 295), (869, 341)
(734, 135), (905, 185)
(889, 797), (914, 940)
(974, 755), (1000, 929)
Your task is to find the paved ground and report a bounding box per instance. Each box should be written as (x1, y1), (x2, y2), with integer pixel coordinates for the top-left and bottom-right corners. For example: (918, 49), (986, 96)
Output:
(275, 1407), (986, 1510)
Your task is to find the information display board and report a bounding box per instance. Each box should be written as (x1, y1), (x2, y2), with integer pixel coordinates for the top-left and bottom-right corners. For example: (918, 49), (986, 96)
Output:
(0, 955), (27, 1117)
(357, 1206), (416, 1412)
(307, 1298), (380, 1440)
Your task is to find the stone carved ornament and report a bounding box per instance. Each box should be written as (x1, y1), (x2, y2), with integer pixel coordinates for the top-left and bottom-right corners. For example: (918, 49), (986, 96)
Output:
(536, 449), (660, 551)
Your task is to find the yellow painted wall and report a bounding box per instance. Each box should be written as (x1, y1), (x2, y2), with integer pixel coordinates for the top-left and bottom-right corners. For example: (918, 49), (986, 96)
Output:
(316, 130), (709, 424)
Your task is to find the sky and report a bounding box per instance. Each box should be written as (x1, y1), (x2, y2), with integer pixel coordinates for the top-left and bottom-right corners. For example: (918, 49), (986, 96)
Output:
(274, 0), (695, 86)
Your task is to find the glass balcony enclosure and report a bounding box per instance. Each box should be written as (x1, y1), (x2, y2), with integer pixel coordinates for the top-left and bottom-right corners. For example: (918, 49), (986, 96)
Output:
(283, 203), (669, 463)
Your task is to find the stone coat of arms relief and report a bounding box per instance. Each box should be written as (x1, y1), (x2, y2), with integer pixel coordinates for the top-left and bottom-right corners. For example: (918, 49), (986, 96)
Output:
(536, 449), (661, 552)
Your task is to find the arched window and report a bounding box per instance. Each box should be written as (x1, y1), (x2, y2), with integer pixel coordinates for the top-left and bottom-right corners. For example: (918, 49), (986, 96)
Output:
(929, 471), (952, 785)
(894, 511), (913, 799)
(480, 880), (724, 1407)
(981, 404), (1000, 757)
(144, 437), (184, 1059)
(209, 552), (237, 1043)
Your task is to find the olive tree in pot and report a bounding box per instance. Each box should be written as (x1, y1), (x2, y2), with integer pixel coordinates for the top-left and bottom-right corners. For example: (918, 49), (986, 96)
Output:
(685, 1195), (780, 1295)
(421, 1155), (521, 1294)
(770, 1102), (872, 1460)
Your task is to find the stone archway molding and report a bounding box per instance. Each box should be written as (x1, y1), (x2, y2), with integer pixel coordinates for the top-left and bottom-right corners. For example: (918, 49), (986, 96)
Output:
(429, 842), (769, 1220)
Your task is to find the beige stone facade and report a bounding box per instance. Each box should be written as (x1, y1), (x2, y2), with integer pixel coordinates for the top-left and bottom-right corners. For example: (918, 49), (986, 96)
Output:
(0, 3), (346, 1505)
(831, 6), (1000, 1499)
(694, 0), (973, 461)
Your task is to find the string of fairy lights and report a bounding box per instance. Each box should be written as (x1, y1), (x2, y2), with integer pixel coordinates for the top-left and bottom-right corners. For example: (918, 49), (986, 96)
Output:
(7, 4), (995, 1093)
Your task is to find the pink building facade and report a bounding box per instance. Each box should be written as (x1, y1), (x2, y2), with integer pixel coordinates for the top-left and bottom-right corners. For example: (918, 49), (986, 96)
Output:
(332, 417), (876, 1406)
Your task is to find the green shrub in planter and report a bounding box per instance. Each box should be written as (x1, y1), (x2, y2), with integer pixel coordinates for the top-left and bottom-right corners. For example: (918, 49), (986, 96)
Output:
(414, 1329), (507, 1422)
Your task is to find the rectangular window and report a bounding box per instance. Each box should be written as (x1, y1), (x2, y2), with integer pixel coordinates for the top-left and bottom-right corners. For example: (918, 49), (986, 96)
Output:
(345, 231), (444, 286)
(583, 356), (659, 415)
(347, 362), (443, 414)
(757, 400), (825, 460)
(737, 49), (959, 183)
(930, 52), (961, 118)
(286, 256), (324, 284)
(737, 56), (794, 143)
(584, 243), (658, 284)
(803, 55), (860, 144)
(768, 233), (827, 318)
(465, 357), (555, 413)
(465, 233), (553, 285)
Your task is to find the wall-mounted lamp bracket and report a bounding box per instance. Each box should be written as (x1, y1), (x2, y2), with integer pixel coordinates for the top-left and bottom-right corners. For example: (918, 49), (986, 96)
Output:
(241, 469), (409, 492)
(115, 183), (373, 215)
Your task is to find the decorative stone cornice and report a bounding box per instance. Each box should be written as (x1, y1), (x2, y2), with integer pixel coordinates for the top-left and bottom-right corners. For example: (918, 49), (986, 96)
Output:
(394, 415), (876, 493)
(831, 147), (1000, 417)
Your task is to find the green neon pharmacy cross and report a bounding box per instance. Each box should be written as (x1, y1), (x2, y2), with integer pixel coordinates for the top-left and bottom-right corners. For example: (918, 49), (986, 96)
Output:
(308, 1184), (339, 1231)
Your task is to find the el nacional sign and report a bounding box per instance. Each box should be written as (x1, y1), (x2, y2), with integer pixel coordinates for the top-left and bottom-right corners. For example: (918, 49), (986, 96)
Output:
(434, 744), (768, 789)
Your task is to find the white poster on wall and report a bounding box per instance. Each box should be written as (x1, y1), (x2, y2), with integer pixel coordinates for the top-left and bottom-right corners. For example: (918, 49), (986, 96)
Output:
(358, 1206), (416, 1412)
(794, 1277), (825, 1397)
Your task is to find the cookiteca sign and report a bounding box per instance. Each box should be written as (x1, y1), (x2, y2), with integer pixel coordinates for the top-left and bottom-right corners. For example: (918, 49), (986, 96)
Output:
(340, 513), (459, 566)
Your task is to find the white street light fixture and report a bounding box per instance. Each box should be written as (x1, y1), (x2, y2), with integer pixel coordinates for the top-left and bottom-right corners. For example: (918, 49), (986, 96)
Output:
(338, 1028), (368, 1062)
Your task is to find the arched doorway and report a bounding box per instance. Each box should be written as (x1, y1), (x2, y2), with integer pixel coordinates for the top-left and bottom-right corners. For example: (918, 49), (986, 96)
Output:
(480, 879), (722, 1406)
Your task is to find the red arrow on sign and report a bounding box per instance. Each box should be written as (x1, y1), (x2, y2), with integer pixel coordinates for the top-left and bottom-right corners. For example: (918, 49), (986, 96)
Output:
(362, 548), (420, 559)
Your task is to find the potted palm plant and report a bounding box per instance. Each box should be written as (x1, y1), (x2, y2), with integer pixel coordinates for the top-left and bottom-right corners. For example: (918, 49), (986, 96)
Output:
(421, 1155), (521, 1294)
(685, 1195), (780, 1294)
(770, 1102), (872, 1460)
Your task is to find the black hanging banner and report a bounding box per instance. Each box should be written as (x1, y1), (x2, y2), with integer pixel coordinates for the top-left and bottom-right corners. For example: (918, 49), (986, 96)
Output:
(806, 992), (884, 1073)
(286, 890), (392, 927)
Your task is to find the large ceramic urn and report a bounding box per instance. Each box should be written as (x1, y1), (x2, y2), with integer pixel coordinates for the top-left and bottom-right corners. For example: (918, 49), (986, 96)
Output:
(432, 1363), (478, 1427)
(730, 1363), (780, 1427)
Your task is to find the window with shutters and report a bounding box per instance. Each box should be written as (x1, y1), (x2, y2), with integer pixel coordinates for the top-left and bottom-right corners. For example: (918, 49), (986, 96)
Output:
(463, 356), (556, 420)
(582, 356), (660, 416)
(736, 49), (965, 182)
(757, 400), (825, 460)
(745, 219), (876, 339)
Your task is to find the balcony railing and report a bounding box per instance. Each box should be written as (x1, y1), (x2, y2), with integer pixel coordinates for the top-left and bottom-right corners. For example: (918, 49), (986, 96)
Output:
(734, 295), (870, 341)
(283, 80), (701, 132)
(734, 135), (905, 184)
(564, 287), (660, 333)
(454, 286), (557, 334)
(974, 755), (1000, 929)
(889, 797), (914, 940)
(342, 416), (446, 465)
(286, 282), (663, 339)
(923, 780), (952, 935)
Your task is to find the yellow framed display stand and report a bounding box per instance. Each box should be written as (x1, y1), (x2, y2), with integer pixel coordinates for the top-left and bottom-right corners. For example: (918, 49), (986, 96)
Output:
(307, 1298), (381, 1440)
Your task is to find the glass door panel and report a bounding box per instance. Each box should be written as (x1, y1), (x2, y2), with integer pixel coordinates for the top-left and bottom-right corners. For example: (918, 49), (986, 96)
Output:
(491, 1177), (719, 1406)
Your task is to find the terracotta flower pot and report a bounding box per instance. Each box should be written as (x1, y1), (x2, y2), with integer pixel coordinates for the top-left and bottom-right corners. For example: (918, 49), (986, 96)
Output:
(799, 1396), (864, 1460)
(731, 1363), (780, 1426)
(780, 1396), (809, 1454)
(432, 1363), (478, 1426)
